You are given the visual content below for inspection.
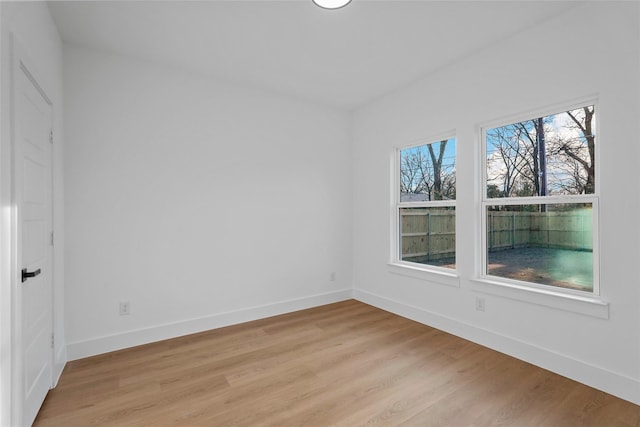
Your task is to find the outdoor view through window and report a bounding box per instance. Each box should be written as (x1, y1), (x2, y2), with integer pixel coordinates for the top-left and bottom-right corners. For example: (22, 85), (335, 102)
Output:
(399, 138), (456, 269)
(484, 105), (596, 292)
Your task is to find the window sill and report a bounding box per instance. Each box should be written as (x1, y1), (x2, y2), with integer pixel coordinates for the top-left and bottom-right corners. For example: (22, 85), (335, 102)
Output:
(388, 262), (460, 288)
(471, 277), (609, 319)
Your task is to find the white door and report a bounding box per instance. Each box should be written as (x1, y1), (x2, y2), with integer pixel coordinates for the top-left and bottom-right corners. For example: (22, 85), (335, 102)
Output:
(15, 60), (54, 427)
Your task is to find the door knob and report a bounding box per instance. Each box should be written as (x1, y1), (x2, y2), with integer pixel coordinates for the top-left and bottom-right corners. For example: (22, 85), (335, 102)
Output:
(21, 268), (41, 283)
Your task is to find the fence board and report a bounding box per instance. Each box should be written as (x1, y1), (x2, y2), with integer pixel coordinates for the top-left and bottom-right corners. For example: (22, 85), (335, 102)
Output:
(400, 209), (455, 262)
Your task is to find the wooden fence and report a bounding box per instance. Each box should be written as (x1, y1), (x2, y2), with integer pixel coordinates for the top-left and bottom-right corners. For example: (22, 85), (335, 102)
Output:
(400, 209), (455, 263)
(400, 208), (592, 263)
(487, 210), (592, 252)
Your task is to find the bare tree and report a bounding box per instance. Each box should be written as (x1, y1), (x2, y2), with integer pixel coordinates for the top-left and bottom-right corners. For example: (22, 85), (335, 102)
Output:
(427, 140), (448, 200)
(487, 107), (595, 198)
(551, 106), (595, 194)
(400, 147), (428, 194)
(487, 123), (537, 197)
(512, 120), (546, 197)
(400, 140), (455, 201)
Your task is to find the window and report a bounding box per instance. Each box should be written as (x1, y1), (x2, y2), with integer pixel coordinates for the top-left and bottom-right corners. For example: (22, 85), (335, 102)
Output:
(483, 105), (598, 294)
(396, 138), (456, 270)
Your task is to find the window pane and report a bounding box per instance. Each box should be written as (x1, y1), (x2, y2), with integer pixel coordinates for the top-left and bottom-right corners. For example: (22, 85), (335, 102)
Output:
(486, 106), (595, 198)
(400, 207), (455, 269)
(486, 203), (593, 292)
(400, 139), (456, 202)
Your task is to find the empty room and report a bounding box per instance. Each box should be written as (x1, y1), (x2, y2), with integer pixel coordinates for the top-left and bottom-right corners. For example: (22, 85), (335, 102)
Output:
(1, 0), (639, 425)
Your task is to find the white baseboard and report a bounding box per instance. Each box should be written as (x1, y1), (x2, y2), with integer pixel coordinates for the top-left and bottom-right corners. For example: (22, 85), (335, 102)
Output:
(52, 345), (67, 387)
(67, 289), (353, 361)
(353, 288), (640, 406)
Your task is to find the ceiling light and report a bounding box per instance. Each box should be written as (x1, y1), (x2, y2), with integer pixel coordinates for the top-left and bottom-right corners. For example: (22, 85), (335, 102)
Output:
(312, 0), (352, 10)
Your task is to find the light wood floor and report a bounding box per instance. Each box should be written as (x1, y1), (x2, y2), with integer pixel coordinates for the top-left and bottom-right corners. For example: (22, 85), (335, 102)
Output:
(34, 300), (640, 426)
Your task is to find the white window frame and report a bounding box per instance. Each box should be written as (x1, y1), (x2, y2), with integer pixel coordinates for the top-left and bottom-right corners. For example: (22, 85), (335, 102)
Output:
(479, 100), (600, 298)
(390, 134), (459, 284)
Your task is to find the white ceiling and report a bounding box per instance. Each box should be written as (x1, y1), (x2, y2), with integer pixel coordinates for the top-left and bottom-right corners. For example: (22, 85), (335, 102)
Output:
(48, 1), (577, 110)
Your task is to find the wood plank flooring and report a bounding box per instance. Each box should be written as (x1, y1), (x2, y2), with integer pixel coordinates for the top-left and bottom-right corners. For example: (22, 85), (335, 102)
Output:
(34, 300), (640, 426)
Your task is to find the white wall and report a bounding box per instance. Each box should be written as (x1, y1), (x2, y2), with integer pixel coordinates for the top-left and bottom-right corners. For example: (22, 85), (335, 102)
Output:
(64, 46), (353, 359)
(0, 2), (65, 425)
(352, 2), (640, 404)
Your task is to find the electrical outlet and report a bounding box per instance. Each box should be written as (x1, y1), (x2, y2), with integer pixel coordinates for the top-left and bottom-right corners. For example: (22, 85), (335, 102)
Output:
(119, 301), (131, 316)
(475, 297), (485, 312)
(330, 272), (336, 282)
